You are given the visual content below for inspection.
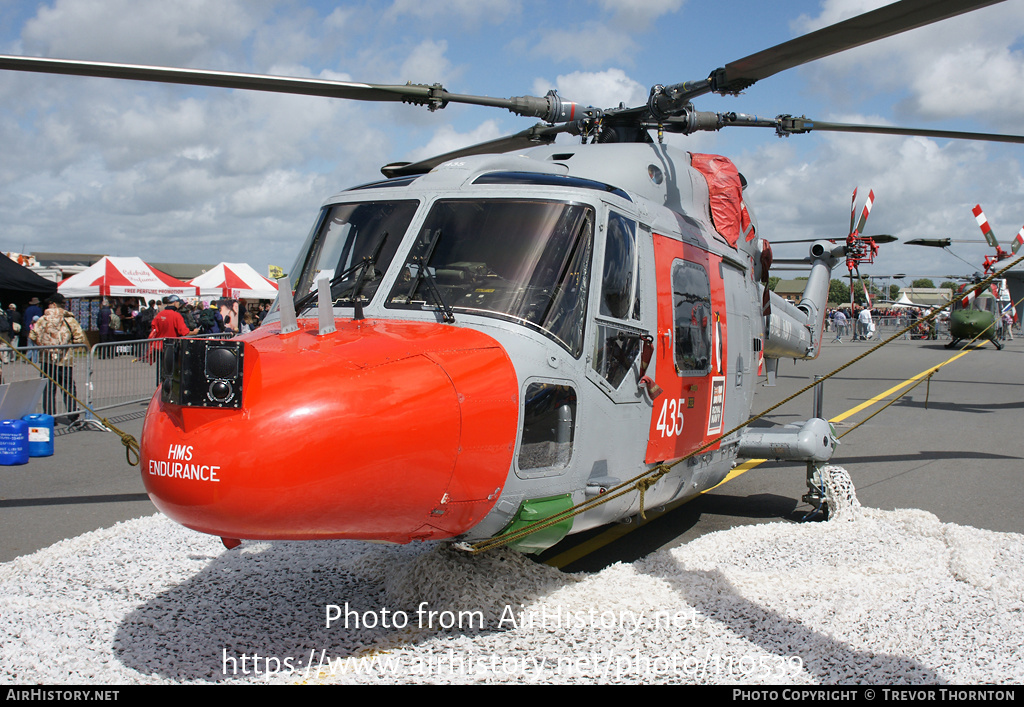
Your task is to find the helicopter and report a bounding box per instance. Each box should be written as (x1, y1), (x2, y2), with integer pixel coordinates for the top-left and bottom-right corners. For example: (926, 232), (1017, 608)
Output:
(946, 275), (1007, 350)
(907, 203), (1022, 350)
(2, 0), (1024, 554)
(769, 188), (895, 309)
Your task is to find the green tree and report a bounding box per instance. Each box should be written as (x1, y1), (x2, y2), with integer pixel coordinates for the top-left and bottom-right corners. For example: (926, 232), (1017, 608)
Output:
(767, 276), (781, 291)
(911, 278), (935, 289)
(844, 278), (883, 306)
(828, 279), (850, 304)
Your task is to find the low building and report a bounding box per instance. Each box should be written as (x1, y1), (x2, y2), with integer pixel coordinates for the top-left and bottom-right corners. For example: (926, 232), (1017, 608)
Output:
(895, 287), (953, 308)
(773, 279), (806, 304)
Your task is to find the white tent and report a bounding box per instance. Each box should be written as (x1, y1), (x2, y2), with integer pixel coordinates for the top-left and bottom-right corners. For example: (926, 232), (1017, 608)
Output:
(188, 262), (278, 300)
(891, 292), (917, 309)
(57, 256), (198, 300)
(892, 287), (953, 309)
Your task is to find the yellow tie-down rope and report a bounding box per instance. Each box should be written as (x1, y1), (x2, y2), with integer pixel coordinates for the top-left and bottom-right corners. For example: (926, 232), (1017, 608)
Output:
(468, 252), (1024, 554)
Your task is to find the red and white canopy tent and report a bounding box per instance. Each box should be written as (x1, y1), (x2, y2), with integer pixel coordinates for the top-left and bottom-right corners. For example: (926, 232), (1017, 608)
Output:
(57, 256), (198, 300)
(188, 262), (278, 300)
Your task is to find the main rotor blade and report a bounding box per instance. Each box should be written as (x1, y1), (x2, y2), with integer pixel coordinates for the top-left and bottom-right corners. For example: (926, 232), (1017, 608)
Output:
(0, 54), (593, 123)
(771, 234), (897, 245)
(906, 239), (997, 247)
(789, 118), (1024, 145)
(697, 112), (1024, 145)
(907, 239), (951, 247)
(0, 54), (436, 103)
(716, 0), (1006, 94)
(380, 125), (562, 178)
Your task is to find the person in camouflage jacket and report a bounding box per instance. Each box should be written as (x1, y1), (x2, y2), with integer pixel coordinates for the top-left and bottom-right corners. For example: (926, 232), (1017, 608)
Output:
(29, 293), (86, 420)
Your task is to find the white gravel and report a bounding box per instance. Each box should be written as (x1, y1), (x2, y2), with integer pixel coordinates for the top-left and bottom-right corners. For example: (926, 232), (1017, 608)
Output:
(2, 466), (1022, 685)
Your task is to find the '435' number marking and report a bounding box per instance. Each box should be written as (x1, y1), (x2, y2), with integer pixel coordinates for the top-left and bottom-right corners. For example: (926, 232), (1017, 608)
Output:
(656, 398), (685, 437)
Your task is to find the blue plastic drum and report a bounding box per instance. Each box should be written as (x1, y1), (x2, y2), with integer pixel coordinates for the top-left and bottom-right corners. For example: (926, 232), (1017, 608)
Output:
(0, 419), (30, 465)
(22, 414), (55, 457)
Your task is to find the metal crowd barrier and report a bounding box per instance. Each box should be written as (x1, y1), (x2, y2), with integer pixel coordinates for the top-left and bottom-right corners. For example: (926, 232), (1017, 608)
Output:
(0, 343), (91, 418)
(0, 333), (235, 418)
(826, 315), (950, 342)
(88, 339), (162, 412)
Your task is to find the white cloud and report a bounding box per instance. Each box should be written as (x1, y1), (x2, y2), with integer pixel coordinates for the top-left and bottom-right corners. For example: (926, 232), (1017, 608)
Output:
(385, 0), (521, 27)
(228, 169), (325, 216)
(739, 118), (1024, 278)
(596, 0), (686, 30)
(324, 7), (352, 32)
(404, 120), (506, 164)
(529, 22), (638, 68)
(903, 45), (1024, 125)
(0, 6), (394, 268)
(21, 0), (261, 66)
(533, 69), (648, 111)
(789, 0), (889, 32)
(790, 0), (1024, 131)
(1, 0), (1020, 280)
(399, 40), (454, 85)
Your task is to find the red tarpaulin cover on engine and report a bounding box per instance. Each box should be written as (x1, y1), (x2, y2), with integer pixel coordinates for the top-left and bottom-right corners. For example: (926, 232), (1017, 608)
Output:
(690, 153), (753, 248)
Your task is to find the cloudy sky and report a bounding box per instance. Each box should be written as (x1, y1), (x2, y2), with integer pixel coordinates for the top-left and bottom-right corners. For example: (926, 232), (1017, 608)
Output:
(1, 0), (1022, 282)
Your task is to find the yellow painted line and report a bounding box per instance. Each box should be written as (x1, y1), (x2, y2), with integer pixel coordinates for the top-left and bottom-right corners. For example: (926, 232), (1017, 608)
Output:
(542, 522), (638, 567)
(544, 344), (983, 570)
(705, 457), (766, 492)
(828, 343), (979, 424)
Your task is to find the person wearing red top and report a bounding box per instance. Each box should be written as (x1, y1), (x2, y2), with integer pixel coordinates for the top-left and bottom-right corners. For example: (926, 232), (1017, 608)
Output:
(147, 295), (198, 364)
(150, 295), (196, 339)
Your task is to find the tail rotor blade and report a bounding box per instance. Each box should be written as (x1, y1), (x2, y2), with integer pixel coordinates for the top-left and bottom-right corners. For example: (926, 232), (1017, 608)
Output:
(855, 189), (875, 236)
(1013, 226), (1024, 255)
(849, 188), (858, 236)
(972, 204), (1000, 248)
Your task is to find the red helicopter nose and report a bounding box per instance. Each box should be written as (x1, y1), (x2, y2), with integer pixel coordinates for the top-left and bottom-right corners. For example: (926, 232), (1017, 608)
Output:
(140, 319), (519, 544)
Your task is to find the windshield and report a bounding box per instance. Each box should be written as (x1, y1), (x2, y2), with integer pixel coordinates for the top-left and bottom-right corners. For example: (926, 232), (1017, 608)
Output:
(291, 200), (417, 307)
(387, 199), (594, 356)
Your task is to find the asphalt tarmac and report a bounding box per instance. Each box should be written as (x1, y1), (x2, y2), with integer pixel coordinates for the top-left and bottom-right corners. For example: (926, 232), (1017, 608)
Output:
(1, 332), (1021, 569)
(0, 405), (152, 563)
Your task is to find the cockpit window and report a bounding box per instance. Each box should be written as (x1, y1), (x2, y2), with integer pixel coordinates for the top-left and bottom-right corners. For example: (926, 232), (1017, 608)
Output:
(600, 212), (639, 320)
(386, 199), (594, 356)
(291, 200), (417, 307)
(591, 211), (642, 390)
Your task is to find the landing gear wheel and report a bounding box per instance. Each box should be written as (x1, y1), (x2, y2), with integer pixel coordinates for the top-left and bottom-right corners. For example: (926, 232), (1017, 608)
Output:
(799, 491), (830, 522)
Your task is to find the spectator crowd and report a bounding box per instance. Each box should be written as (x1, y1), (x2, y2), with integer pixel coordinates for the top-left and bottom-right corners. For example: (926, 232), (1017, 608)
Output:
(0, 296), (273, 362)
